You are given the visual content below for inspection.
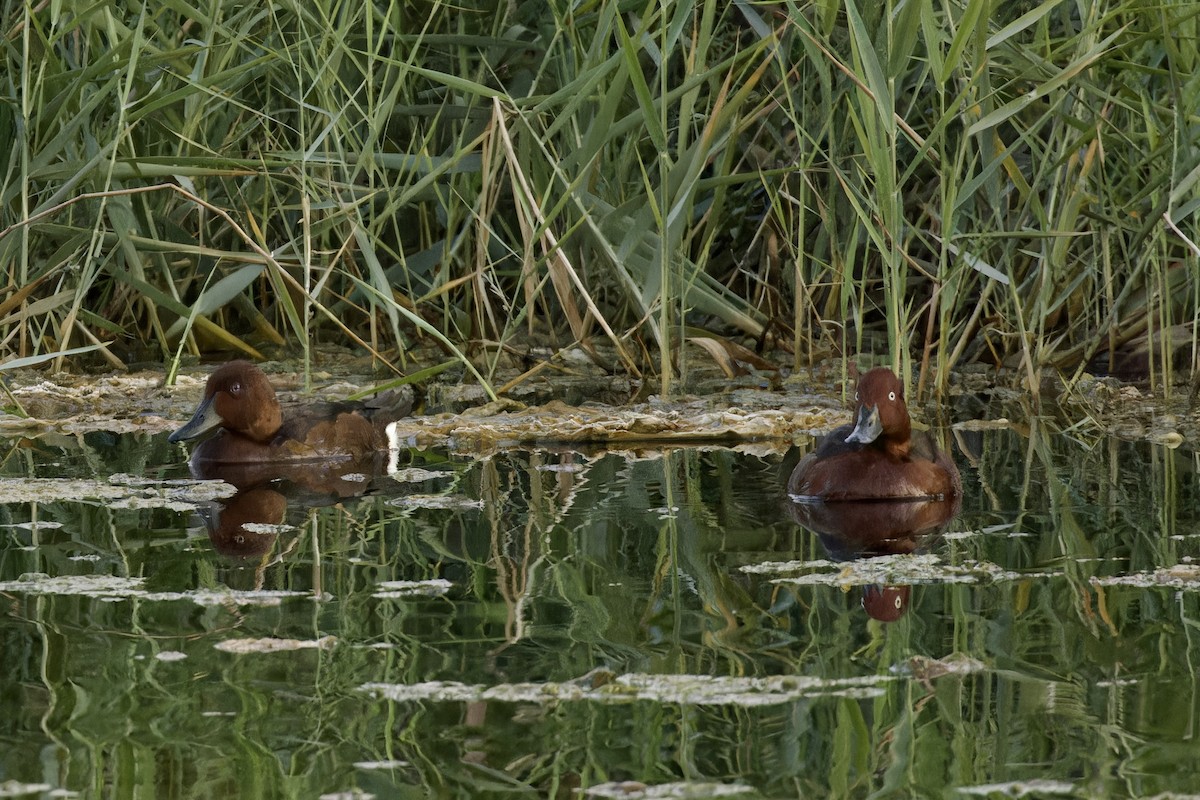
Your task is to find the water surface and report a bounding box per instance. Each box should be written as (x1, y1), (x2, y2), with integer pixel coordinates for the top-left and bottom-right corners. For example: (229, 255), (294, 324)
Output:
(1, 422), (1198, 798)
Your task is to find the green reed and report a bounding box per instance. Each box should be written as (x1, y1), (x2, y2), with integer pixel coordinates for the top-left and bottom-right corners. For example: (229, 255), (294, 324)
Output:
(0, 0), (1196, 397)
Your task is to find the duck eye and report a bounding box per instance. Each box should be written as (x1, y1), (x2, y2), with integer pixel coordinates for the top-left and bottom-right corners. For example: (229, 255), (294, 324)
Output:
(228, 382), (241, 397)
(888, 391), (896, 402)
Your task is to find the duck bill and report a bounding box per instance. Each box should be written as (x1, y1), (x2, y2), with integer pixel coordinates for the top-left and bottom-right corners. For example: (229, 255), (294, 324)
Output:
(169, 394), (223, 443)
(845, 403), (883, 445)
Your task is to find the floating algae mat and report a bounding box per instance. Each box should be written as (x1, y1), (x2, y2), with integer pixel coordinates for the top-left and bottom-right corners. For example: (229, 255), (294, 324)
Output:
(1, 367), (1200, 797)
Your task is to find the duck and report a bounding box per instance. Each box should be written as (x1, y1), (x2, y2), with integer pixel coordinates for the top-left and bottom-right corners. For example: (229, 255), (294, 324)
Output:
(788, 367), (960, 501)
(169, 361), (414, 465)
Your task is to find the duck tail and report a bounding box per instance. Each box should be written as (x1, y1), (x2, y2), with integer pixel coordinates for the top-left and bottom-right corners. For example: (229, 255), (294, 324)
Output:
(361, 384), (417, 429)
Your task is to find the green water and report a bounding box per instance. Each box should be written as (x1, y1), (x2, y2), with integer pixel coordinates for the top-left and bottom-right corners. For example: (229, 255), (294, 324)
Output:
(1, 423), (1198, 798)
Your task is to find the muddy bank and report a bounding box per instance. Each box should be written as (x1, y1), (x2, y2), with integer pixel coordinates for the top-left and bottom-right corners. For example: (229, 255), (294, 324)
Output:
(0, 352), (1194, 453)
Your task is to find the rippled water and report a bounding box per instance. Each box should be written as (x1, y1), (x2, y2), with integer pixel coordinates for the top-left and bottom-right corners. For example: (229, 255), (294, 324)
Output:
(1, 421), (1199, 798)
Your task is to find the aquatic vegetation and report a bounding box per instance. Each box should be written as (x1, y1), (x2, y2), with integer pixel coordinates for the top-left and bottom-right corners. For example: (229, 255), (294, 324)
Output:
(1, 2), (1195, 396)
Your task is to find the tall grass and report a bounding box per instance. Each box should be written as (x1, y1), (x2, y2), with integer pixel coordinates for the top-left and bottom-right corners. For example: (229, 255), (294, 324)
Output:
(0, 0), (1197, 398)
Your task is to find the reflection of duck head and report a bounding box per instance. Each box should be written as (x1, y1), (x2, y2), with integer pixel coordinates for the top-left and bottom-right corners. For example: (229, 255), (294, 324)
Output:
(788, 367), (960, 500)
(204, 486), (287, 558)
(169, 361), (413, 465)
(786, 496), (961, 622)
(862, 585), (910, 623)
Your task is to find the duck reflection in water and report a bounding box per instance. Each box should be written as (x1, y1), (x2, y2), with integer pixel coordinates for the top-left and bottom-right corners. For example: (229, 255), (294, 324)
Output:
(205, 485), (287, 559)
(786, 366), (961, 621)
(785, 497), (960, 621)
(169, 361), (416, 560)
(194, 458), (392, 560)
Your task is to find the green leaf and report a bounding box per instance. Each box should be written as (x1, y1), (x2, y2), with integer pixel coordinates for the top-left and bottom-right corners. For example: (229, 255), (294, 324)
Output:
(1, 345), (106, 371)
(615, 13), (668, 152)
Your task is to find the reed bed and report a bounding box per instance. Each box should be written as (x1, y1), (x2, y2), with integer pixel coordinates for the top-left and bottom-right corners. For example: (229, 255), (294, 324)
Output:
(0, 0), (1197, 398)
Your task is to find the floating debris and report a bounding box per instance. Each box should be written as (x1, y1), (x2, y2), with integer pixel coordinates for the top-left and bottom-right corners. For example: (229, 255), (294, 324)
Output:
(0, 573), (318, 606)
(534, 462), (586, 473)
(146, 589), (323, 606)
(1091, 566), (1200, 589)
(352, 761), (409, 770)
(155, 651), (188, 662)
(0, 476), (235, 508)
(957, 779), (1076, 797)
(388, 494), (483, 510)
(360, 672), (891, 707)
(1095, 678), (1139, 688)
(0, 521), (63, 531)
(382, 398), (842, 454)
(584, 781), (757, 799)
(388, 467), (453, 483)
(0, 574), (145, 598)
(240, 522), (296, 535)
(741, 558), (838, 575)
(317, 790), (374, 800)
(894, 654), (989, 681)
(745, 554), (1062, 587)
(614, 673), (889, 705)
(0, 781), (54, 798)
(215, 635), (337, 654)
(373, 579), (452, 599)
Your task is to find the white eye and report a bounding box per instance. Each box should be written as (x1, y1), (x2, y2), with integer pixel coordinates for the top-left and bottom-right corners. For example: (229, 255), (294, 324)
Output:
(888, 391), (896, 402)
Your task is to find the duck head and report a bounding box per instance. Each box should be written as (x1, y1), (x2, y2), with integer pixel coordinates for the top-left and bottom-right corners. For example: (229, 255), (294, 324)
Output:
(169, 361), (283, 444)
(844, 367), (911, 455)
